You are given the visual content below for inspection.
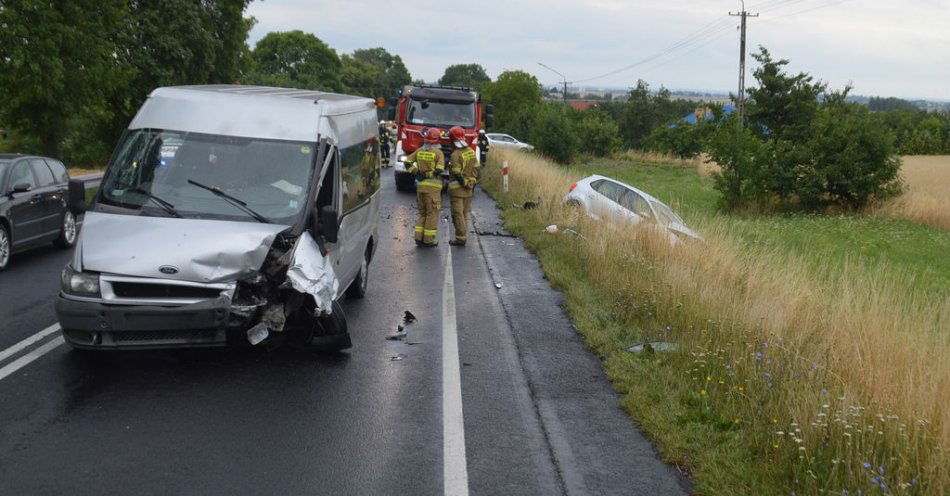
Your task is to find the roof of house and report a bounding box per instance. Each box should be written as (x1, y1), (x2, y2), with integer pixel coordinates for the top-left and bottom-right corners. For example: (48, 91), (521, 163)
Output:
(569, 100), (600, 111)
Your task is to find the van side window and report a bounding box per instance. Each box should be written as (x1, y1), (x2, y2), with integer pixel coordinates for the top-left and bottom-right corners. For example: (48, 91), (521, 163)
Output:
(339, 138), (380, 213)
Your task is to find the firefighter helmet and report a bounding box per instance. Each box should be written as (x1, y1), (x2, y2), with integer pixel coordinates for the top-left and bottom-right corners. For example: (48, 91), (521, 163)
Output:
(449, 126), (466, 141)
(424, 128), (441, 143)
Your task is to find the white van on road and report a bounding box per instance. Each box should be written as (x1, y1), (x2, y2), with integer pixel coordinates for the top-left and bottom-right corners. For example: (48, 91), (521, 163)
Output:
(56, 85), (381, 352)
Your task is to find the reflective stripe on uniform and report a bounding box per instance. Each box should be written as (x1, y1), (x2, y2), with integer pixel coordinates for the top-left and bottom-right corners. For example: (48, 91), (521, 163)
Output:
(414, 226), (424, 232)
(418, 179), (443, 189)
(448, 183), (464, 190)
(424, 229), (438, 235)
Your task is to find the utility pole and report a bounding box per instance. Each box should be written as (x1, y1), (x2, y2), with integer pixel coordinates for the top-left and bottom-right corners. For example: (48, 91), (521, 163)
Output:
(537, 62), (570, 105)
(729, 1), (758, 131)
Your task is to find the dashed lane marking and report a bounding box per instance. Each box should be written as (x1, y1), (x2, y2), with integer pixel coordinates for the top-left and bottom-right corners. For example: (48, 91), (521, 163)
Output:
(0, 336), (64, 382)
(0, 324), (61, 364)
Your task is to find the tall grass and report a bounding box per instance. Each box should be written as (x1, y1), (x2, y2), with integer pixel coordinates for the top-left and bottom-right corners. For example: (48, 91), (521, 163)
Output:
(877, 156), (950, 231)
(484, 148), (949, 494)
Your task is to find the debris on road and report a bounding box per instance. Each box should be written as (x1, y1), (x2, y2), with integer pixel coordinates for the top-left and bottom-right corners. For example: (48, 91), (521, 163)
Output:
(390, 354), (406, 361)
(544, 225), (558, 234)
(247, 323), (269, 345)
(386, 325), (408, 341)
(626, 342), (678, 353)
(404, 310), (417, 324)
(495, 283), (503, 289)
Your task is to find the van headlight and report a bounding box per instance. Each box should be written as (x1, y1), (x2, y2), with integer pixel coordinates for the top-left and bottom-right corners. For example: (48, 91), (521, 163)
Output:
(61, 264), (100, 297)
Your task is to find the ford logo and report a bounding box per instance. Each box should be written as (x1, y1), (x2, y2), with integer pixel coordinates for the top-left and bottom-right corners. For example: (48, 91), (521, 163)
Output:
(159, 265), (180, 275)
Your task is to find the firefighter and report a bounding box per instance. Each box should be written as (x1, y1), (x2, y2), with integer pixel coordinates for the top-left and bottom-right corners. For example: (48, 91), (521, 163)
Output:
(477, 129), (490, 165)
(447, 126), (479, 246)
(404, 128), (445, 247)
(379, 120), (392, 168)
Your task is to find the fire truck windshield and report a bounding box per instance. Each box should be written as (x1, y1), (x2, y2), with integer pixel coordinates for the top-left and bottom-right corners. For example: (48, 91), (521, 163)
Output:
(407, 98), (475, 128)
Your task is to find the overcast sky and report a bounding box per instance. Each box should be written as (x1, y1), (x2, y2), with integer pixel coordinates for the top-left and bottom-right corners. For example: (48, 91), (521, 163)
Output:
(247, 0), (950, 101)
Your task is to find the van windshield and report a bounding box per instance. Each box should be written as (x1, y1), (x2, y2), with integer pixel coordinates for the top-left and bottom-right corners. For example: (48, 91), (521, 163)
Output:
(98, 129), (316, 224)
(407, 98), (475, 128)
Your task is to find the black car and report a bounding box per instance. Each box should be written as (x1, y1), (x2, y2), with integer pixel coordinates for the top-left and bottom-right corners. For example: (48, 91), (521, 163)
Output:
(0, 153), (78, 270)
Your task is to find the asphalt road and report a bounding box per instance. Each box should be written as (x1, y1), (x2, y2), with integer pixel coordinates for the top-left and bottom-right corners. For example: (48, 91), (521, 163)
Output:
(0, 171), (689, 495)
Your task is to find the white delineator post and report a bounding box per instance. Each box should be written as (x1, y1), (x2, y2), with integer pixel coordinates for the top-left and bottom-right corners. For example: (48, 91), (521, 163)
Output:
(502, 160), (509, 193)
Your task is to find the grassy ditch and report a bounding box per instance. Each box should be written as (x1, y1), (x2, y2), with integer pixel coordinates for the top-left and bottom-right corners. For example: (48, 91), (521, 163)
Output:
(482, 148), (949, 495)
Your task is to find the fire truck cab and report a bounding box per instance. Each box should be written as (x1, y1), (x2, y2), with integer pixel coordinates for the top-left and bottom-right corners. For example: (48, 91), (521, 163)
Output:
(392, 85), (489, 191)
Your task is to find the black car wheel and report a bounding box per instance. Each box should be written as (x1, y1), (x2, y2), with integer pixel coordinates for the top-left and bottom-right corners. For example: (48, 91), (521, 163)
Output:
(0, 224), (10, 271)
(53, 211), (77, 249)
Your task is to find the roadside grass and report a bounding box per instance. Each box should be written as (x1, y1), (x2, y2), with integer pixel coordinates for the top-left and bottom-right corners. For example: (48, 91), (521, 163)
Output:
(482, 148), (949, 495)
(876, 155), (950, 231)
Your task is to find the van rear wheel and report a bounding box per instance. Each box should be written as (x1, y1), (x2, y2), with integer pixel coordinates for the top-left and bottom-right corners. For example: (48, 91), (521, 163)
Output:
(346, 250), (370, 299)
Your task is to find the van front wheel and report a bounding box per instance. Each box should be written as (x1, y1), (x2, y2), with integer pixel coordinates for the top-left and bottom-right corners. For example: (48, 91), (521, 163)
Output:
(293, 300), (351, 352)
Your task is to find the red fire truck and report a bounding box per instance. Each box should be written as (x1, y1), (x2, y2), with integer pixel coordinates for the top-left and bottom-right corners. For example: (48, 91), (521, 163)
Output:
(392, 84), (491, 191)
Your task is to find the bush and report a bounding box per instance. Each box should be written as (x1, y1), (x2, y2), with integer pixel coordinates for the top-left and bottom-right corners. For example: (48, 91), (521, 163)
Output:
(805, 100), (902, 208)
(575, 110), (622, 157)
(528, 104), (579, 163)
(643, 122), (707, 159)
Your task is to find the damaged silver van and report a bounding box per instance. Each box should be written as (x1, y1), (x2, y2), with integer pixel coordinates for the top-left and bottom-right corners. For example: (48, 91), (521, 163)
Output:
(55, 85), (381, 351)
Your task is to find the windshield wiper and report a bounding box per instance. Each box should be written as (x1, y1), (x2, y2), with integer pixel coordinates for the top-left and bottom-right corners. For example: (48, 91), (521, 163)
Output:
(187, 180), (269, 223)
(128, 187), (183, 218)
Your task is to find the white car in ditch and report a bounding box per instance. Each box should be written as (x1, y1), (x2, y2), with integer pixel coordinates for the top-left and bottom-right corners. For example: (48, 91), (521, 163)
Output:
(564, 175), (702, 244)
(486, 133), (533, 150)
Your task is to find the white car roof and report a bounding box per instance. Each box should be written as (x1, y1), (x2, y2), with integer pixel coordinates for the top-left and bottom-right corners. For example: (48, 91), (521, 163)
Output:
(583, 174), (664, 204)
(129, 85), (377, 146)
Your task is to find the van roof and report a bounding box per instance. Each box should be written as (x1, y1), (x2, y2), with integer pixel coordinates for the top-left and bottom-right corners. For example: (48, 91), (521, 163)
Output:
(129, 85), (377, 143)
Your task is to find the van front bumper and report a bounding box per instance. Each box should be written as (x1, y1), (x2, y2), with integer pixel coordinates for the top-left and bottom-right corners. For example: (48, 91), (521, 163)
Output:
(55, 294), (232, 349)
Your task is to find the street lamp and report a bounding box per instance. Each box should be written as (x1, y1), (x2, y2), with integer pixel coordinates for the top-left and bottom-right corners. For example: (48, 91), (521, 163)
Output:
(537, 62), (570, 104)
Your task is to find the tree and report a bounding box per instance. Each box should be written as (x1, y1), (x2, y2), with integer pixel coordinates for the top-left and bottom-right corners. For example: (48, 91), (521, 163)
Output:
(745, 46), (825, 142)
(482, 71), (542, 134)
(341, 55), (381, 98)
(0, 1), (126, 158)
(529, 104), (579, 163)
(351, 47), (412, 97)
(576, 110), (622, 157)
(107, 0), (254, 143)
(438, 64), (491, 91)
(248, 30), (342, 91)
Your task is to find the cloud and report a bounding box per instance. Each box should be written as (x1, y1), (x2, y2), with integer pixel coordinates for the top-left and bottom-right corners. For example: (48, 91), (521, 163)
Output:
(247, 0), (950, 100)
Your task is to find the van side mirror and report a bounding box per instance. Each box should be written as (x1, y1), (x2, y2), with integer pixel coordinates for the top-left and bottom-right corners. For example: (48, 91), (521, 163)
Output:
(485, 115), (494, 129)
(11, 183), (32, 194)
(485, 104), (495, 115)
(67, 179), (88, 214)
(316, 205), (339, 243)
(388, 97), (398, 107)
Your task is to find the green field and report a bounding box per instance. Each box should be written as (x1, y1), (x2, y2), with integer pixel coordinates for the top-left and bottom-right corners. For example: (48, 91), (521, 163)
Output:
(582, 156), (950, 297)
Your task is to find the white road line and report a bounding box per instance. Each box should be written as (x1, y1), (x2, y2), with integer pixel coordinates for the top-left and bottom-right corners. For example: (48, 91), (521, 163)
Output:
(442, 247), (470, 496)
(0, 324), (61, 364)
(0, 336), (64, 382)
